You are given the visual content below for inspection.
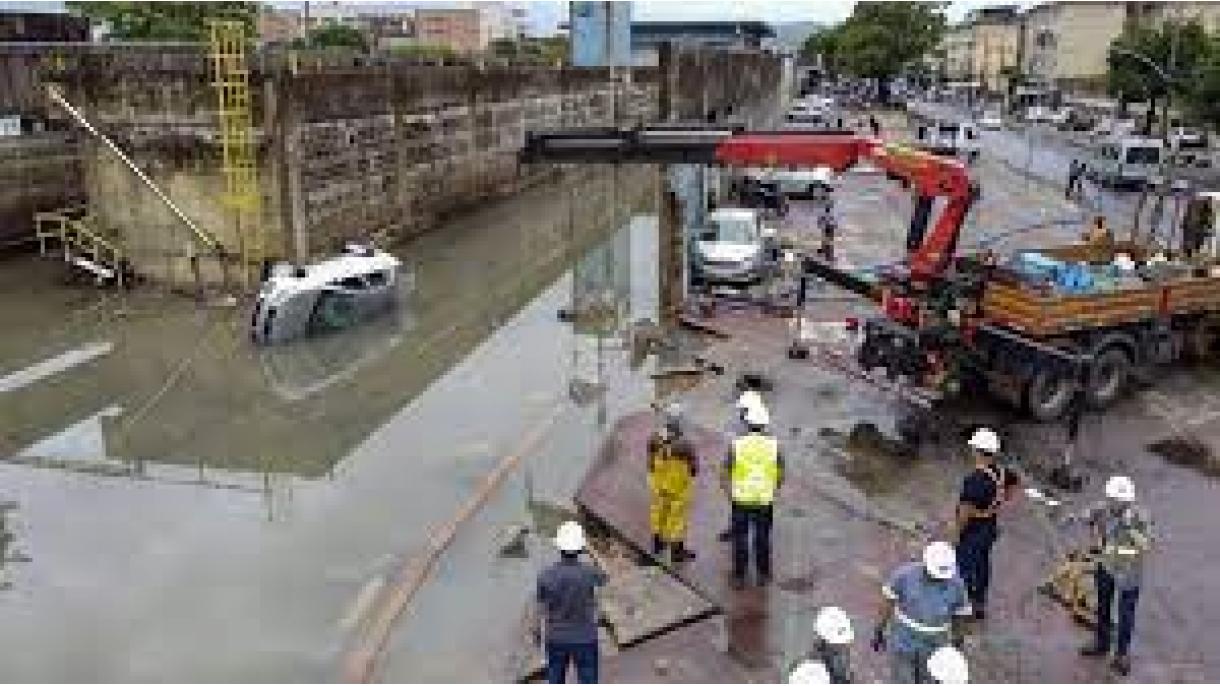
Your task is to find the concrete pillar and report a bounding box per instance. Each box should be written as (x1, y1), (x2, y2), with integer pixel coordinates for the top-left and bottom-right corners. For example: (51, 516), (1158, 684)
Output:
(658, 183), (682, 328)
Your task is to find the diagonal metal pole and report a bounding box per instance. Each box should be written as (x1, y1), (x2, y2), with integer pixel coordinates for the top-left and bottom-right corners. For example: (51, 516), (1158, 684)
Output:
(46, 84), (225, 254)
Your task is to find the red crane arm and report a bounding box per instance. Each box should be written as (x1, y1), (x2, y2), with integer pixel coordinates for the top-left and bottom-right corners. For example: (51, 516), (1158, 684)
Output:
(713, 134), (974, 279)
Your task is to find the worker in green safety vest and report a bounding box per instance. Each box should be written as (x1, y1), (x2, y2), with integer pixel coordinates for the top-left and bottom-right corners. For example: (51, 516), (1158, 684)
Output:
(722, 402), (783, 589)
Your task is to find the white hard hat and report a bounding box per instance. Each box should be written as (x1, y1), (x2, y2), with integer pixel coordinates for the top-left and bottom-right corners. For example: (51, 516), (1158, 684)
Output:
(663, 402), (683, 425)
(813, 605), (854, 645)
(923, 541), (958, 580)
(967, 427), (1000, 455)
(554, 520), (586, 552)
(927, 645), (969, 683)
(1105, 475), (1136, 502)
(736, 390), (764, 412)
(744, 402), (770, 428)
(787, 660), (831, 685)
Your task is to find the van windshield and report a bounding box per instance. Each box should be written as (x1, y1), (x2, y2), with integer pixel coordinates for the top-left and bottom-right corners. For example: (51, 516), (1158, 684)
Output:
(939, 124), (959, 134)
(710, 216), (757, 243)
(1126, 146), (1160, 164)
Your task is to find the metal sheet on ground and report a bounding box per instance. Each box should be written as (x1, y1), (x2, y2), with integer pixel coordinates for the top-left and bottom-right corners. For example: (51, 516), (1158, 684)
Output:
(598, 565), (715, 647)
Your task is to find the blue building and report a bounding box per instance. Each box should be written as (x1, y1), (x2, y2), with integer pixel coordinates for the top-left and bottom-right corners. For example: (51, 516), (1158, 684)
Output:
(569, 1), (632, 67)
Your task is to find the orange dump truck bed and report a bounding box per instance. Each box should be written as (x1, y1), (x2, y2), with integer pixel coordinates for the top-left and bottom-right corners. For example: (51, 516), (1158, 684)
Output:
(980, 241), (1220, 338)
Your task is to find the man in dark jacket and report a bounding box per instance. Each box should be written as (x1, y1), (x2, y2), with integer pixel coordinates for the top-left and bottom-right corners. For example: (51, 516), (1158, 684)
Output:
(537, 521), (607, 683)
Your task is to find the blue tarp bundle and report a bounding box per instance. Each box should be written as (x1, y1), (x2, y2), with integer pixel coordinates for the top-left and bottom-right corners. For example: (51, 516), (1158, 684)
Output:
(1009, 251), (1100, 294)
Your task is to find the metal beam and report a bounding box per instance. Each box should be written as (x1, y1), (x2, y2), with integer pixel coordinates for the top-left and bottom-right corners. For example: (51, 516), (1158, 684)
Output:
(45, 84), (225, 253)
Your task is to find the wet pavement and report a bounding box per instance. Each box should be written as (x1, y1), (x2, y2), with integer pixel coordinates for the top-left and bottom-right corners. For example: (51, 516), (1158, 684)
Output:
(568, 110), (1220, 683)
(0, 165), (676, 681)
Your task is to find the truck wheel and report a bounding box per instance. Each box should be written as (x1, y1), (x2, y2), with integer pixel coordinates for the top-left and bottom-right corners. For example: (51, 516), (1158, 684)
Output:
(1026, 368), (1074, 421)
(1087, 347), (1132, 408)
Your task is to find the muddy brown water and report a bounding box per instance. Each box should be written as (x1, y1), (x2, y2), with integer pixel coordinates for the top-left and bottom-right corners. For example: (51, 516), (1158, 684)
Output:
(0, 167), (673, 681)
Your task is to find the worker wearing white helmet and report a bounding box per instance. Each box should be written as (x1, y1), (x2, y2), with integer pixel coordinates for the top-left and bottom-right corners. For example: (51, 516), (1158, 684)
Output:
(1080, 475), (1153, 677)
(953, 427), (1019, 620)
(805, 606), (855, 683)
(536, 521), (607, 683)
(720, 389), (770, 544)
(787, 660), (832, 684)
(723, 401), (783, 588)
(927, 645), (969, 683)
(872, 541), (973, 683)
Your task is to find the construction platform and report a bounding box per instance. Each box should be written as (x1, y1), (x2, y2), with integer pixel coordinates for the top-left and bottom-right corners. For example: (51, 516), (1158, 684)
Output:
(505, 293), (1220, 682)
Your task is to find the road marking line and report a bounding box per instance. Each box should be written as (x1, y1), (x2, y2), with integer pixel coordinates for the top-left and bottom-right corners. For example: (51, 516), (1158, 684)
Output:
(0, 341), (113, 394)
(339, 400), (567, 682)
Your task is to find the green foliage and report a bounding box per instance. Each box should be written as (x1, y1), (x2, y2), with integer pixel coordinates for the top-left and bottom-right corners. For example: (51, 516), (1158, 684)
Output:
(305, 22), (367, 51)
(1108, 20), (1210, 108)
(803, 3), (946, 100)
(66, 1), (255, 41)
(386, 42), (457, 60)
(1183, 44), (1220, 125)
(801, 27), (841, 75)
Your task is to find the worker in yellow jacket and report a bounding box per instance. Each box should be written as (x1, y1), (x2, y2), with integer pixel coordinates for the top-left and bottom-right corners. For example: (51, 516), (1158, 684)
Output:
(648, 403), (698, 563)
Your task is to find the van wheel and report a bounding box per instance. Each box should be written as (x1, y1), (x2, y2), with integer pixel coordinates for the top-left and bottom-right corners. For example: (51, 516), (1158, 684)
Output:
(1026, 368), (1074, 421)
(1087, 347), (1132, 408)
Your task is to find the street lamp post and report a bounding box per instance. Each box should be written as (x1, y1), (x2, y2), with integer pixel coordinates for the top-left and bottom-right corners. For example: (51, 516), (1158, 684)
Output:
(1109, 45), (1177, 244)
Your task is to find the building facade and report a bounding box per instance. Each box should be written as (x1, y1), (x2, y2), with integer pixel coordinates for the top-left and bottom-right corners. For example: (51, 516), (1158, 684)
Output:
(969, 7), (1022, 94)
(1021, 2), (1127, 93)
(414, 8), (483, 53)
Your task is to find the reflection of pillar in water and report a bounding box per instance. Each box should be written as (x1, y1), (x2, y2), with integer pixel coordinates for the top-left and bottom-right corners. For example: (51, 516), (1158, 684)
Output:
(658, 180), (682, 328)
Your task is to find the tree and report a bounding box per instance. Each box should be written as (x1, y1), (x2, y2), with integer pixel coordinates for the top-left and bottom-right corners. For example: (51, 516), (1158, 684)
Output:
(828, 2), (947, 103)
(1108, 19), (1211, 130)
(306, 22), (367, 51)
(66, 2), (256, 41)
(802, 27), (842, 78)
(1185, 46), (1220, 126)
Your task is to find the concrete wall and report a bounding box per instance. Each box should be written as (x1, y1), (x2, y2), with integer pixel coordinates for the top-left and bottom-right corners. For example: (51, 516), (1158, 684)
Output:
(4, 44), (779, 287)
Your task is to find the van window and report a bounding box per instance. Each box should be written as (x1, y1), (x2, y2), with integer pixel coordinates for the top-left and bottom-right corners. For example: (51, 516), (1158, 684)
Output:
(710, 215), (758, 243)
(966, 128), (976, 140)
(335, 276), (367, 290)
(939, 124), (959, 134)
(1125, 146), (1159, 164)
(366, 271), (389, 287)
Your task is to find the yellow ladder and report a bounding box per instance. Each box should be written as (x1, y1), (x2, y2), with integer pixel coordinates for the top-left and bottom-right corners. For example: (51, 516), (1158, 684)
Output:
(209, 20), (263, 282)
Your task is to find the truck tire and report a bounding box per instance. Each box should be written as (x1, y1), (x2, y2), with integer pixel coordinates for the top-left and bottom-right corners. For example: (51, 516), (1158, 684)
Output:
(1086, 346), (1132, 408)
(1026, 368), (1074, 421)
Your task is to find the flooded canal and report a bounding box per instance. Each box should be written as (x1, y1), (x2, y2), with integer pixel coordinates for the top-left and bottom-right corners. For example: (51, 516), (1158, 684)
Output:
(0, 166), (672, 681)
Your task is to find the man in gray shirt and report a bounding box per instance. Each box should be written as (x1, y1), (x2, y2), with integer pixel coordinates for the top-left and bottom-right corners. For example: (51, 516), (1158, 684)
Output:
(1079, 475), (1153, 677)
(537, 521), (607, 683)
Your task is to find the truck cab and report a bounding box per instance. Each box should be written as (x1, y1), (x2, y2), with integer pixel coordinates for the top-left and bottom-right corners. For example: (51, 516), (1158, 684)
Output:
(1086, 137), (1163, 188)
(690, 208), (768, 286)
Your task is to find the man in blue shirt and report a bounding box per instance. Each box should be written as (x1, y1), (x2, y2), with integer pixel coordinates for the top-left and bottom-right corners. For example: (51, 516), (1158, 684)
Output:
(952, 427), (1018, 620)
(536, 521), (607, 684)
(872, 542), (973, 683)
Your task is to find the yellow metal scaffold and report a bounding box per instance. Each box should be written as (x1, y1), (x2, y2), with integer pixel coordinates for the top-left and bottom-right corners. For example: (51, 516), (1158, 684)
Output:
(209, 20), (263, 284)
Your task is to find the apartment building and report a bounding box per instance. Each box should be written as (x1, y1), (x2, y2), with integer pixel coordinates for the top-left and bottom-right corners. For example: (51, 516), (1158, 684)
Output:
(1021, 2), (1128, 93)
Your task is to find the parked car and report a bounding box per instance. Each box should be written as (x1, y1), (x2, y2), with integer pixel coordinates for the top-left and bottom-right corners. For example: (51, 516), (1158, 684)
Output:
(915, 120), (981, 161)
(770, 167), (834, 199)
(1048, 107), (1074, 127)
(690, 208), (768, 286)
(1024, 105), (1052, 123)
(1084, 136), (1164, 189)
(978, 110), (1004, 130)
(1169, 126), (1209, 150)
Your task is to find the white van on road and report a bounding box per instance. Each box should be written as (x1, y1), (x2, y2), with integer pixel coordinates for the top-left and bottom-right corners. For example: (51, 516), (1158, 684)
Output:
(1085, 137), (1164, 189)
